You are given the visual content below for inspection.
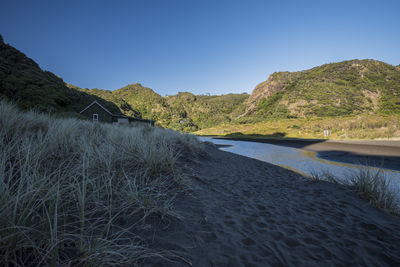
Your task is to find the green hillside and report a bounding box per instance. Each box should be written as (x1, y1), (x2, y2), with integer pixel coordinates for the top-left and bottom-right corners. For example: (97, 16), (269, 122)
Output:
(0, 36), (248, 130)
(0, 35), (123, 115)
(165, 92), (249, 130)
(82, 85), (249, 131)
(246, 59), (400, 119)
(2, 35), (399, 136)
(197, 59), (400, 139)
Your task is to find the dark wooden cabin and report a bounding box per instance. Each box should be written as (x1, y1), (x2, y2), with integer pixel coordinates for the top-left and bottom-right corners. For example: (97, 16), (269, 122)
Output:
(79, 101), (155, 126)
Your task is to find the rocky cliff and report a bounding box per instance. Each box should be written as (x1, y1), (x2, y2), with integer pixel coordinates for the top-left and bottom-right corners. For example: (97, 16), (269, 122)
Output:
(245, 59), (400, 118)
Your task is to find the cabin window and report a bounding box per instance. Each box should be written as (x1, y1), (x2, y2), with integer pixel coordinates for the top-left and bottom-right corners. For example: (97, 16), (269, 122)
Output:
(93, 114), (98, 121)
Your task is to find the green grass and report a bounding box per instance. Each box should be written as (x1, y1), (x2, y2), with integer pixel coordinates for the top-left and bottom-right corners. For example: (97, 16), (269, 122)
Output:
(310, 168), (399, 216)
(0, 100), (205, 266)
(195, 114), (400, 140)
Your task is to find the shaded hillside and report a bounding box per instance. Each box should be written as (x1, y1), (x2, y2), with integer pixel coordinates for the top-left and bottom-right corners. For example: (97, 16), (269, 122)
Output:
(0, 31), (248, 131)
(0, 38), (248, 131)
(0, 35), (123, 115)
(79, 84), (171, 124)
(77, 87), (142, 118)
(246, 59), (400, 118)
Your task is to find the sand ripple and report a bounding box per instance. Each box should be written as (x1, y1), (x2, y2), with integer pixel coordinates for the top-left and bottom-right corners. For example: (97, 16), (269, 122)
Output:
(147, 145), (400, 266)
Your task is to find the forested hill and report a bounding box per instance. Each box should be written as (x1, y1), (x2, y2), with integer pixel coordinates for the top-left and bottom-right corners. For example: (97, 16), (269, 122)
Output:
(2, 36), (399, 132)
(80, 85), (249, 131)
(0, 35), (248, 129)
(246, 59), (400, 118)
(165, 92), (249, 130)
(0, 35), (123, 115)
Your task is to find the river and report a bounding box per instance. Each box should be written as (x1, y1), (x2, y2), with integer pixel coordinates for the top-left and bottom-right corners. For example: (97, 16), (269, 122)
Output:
(199, 137), (400, 191)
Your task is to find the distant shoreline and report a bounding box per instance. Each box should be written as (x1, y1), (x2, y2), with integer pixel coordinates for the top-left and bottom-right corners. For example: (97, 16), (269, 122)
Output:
(202, 136), (400, 171)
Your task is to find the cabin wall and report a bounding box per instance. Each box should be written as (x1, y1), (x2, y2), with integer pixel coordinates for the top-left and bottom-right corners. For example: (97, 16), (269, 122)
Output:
(117, 118), (129, 124)
(129, 118), (155, 126)
(81, 104), (113, 123)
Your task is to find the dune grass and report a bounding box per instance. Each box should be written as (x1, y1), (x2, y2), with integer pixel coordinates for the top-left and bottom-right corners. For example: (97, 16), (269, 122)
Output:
(0, 100), (205, 266)
(310, 168), (399, 216)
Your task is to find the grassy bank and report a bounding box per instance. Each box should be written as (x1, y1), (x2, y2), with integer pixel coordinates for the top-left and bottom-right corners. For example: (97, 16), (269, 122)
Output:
(310, 168), (399, 216)
(0, 100), (205, 266)
(195, 115), (400, 140)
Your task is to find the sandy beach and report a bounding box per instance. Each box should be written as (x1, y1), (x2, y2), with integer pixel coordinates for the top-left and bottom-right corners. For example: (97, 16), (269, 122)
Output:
(146, 144), (400, 266)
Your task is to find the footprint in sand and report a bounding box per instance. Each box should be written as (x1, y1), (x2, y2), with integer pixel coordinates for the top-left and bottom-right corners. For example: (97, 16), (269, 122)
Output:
(283, 237), (301, 248)
(241, 237), (256, 246)
(256, 204), (266, 211)
(255, 221), (267, 228)
(358, 222), (379, 231)
(270, 230), (284, 240)
(224, 219), (236, 226)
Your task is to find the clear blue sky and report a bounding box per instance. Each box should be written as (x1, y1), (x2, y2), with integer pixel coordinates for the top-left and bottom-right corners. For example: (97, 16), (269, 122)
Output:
(1, 0), (399, 95)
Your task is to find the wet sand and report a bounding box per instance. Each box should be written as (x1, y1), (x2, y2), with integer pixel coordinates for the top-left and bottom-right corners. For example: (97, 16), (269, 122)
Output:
(147, 145), (400, 266)
(211, 137), (400, 171)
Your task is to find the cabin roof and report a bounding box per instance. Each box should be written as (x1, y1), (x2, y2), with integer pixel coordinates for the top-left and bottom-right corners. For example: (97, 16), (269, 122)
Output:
(80, 100), (156, 123)
(79, 100), (113, 115)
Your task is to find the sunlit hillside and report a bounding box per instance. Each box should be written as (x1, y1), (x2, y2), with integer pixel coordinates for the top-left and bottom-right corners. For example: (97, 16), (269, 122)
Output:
(246, 59), (400, 118)
(196, 114), (400, 140)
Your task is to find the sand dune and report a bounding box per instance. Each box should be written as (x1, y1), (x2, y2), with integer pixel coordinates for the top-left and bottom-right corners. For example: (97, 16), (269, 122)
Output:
(146, 145), (400, 266)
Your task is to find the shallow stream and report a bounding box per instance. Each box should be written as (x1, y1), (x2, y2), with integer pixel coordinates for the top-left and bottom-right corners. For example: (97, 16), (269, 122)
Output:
(199, 137), (400, 190)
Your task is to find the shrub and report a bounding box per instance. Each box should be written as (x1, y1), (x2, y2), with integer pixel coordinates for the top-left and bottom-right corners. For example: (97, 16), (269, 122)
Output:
(347, 168), (399, 213)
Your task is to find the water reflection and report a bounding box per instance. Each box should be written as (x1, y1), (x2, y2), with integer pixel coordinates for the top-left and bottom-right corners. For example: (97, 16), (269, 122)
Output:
(199, 137), (400, 188)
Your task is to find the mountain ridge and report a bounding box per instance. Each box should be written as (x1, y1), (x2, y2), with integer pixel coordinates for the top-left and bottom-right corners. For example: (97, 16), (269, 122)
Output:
(1, 35), (400, 133)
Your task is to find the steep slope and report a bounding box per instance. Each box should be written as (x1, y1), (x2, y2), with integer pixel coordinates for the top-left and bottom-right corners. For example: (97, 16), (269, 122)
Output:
(246, 72), (300, 113)
(80, 83), (172, 126)
(246, 59), (400, 118)
(0, 35), (122, 115)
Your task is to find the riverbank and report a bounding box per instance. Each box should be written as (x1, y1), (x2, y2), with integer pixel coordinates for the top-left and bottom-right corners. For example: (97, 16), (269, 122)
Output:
(194, 115), (400, 140)
(207, 136), (400, 171)
(3, 101), (399, 266)
(148, 144), (400, 266)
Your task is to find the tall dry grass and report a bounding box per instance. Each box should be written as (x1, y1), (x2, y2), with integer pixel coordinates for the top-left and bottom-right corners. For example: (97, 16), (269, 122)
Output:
(0, 100), (205, 266)
(310, 168), (399, 216)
